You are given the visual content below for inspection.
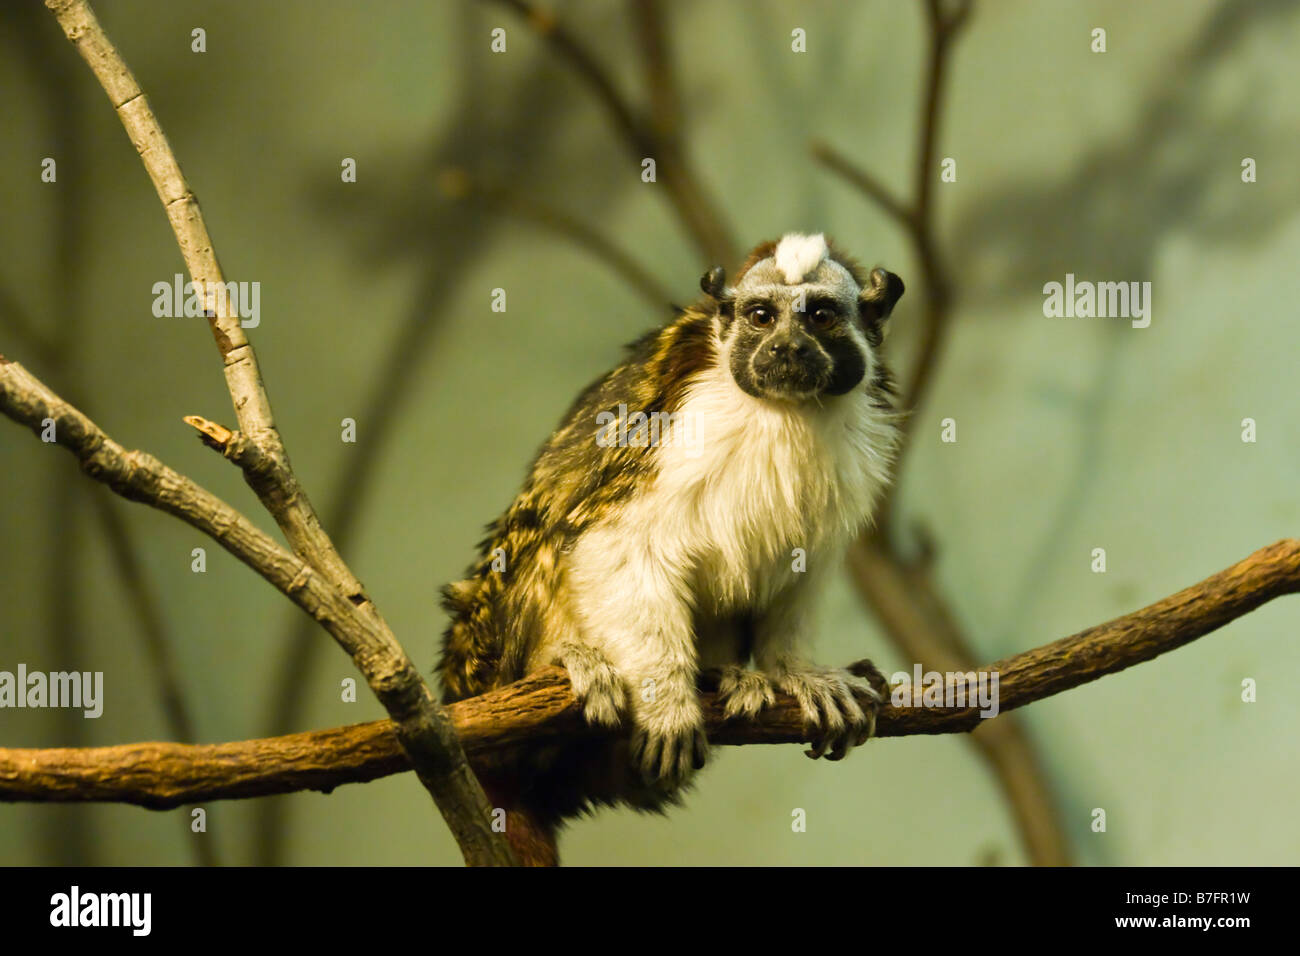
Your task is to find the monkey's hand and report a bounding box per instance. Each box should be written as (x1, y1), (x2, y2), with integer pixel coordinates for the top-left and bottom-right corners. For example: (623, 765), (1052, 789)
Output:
(555, 641), (628, 728)
(628, 677), (708, 788)
(774, 664), (883, 761)
(717, 664), (778, 720)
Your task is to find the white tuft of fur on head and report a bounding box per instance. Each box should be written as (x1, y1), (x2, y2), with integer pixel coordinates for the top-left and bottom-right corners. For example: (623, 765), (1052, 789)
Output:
(773, 233), (829, 285)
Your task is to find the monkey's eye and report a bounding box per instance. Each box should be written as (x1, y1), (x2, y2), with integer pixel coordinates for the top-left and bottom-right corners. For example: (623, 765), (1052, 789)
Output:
(810, 307), (838, 327)
(748, 306), (775, 328)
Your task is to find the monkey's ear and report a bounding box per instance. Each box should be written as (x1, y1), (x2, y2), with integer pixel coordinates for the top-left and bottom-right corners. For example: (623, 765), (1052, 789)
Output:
(700, 266), (728, 300)
(859, 268), (904, 323)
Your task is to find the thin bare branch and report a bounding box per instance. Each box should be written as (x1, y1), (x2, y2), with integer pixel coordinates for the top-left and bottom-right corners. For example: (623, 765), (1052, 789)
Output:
(488, 0), (646, 156)
(627, 0), (736, 265)
(2, 276), (215, 860)
(0, 355), (514, 864)
(41, 0), (369, 607)
(88, 493), (200, 744)
(41, 0), (514, 865)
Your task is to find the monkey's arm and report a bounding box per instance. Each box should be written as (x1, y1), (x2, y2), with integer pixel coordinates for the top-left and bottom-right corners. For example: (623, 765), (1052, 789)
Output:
(730, 567), (880, 761)
(565, 523), (708, 784)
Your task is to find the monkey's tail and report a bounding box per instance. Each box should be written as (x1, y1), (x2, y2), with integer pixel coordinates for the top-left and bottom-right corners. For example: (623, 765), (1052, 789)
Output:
(439, 575), (564, 865)
(442, 562), (636, 865)
(482, 780), (560, 867)
(474, 736), (636, 866)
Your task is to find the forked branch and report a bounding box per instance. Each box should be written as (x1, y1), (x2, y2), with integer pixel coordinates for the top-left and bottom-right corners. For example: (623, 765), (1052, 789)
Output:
(24, 0), (515, 865)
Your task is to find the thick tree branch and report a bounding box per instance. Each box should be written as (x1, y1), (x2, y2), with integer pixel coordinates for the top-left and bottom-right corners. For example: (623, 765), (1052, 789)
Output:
(3, 538), (1296, 808)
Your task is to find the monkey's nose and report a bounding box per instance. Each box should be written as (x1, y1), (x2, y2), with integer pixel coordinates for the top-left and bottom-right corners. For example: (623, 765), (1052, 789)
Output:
(769, 340), (809, 359)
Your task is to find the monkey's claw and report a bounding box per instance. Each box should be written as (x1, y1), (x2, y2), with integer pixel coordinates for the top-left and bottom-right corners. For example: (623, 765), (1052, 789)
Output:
(630, 723), (709, 787)
(777, 667), (882, 761)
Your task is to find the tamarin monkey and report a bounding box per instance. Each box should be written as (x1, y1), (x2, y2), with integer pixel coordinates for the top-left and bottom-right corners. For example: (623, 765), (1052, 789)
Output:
(439, 233), (904, 865)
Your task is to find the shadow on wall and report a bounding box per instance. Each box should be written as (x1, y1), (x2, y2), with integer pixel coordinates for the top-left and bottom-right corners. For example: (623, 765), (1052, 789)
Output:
(943, 0), (1300, 658)
(951, 0), (1300, 312)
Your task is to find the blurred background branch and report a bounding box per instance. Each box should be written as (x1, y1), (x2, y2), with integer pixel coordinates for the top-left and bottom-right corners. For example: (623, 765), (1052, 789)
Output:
(815, 1), (1072, 865)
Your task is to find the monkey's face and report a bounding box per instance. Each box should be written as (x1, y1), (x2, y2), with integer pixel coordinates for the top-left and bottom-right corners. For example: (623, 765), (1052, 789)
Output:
(727, 282), (863, 400)
(714, 245), (903, 404)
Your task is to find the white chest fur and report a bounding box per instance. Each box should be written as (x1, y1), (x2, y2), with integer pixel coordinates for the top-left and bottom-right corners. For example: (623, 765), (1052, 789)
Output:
(601, 362), (897, 615)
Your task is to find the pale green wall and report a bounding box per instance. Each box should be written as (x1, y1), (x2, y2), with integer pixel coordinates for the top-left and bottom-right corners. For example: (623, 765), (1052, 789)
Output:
(1, 0), (1296, 865)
